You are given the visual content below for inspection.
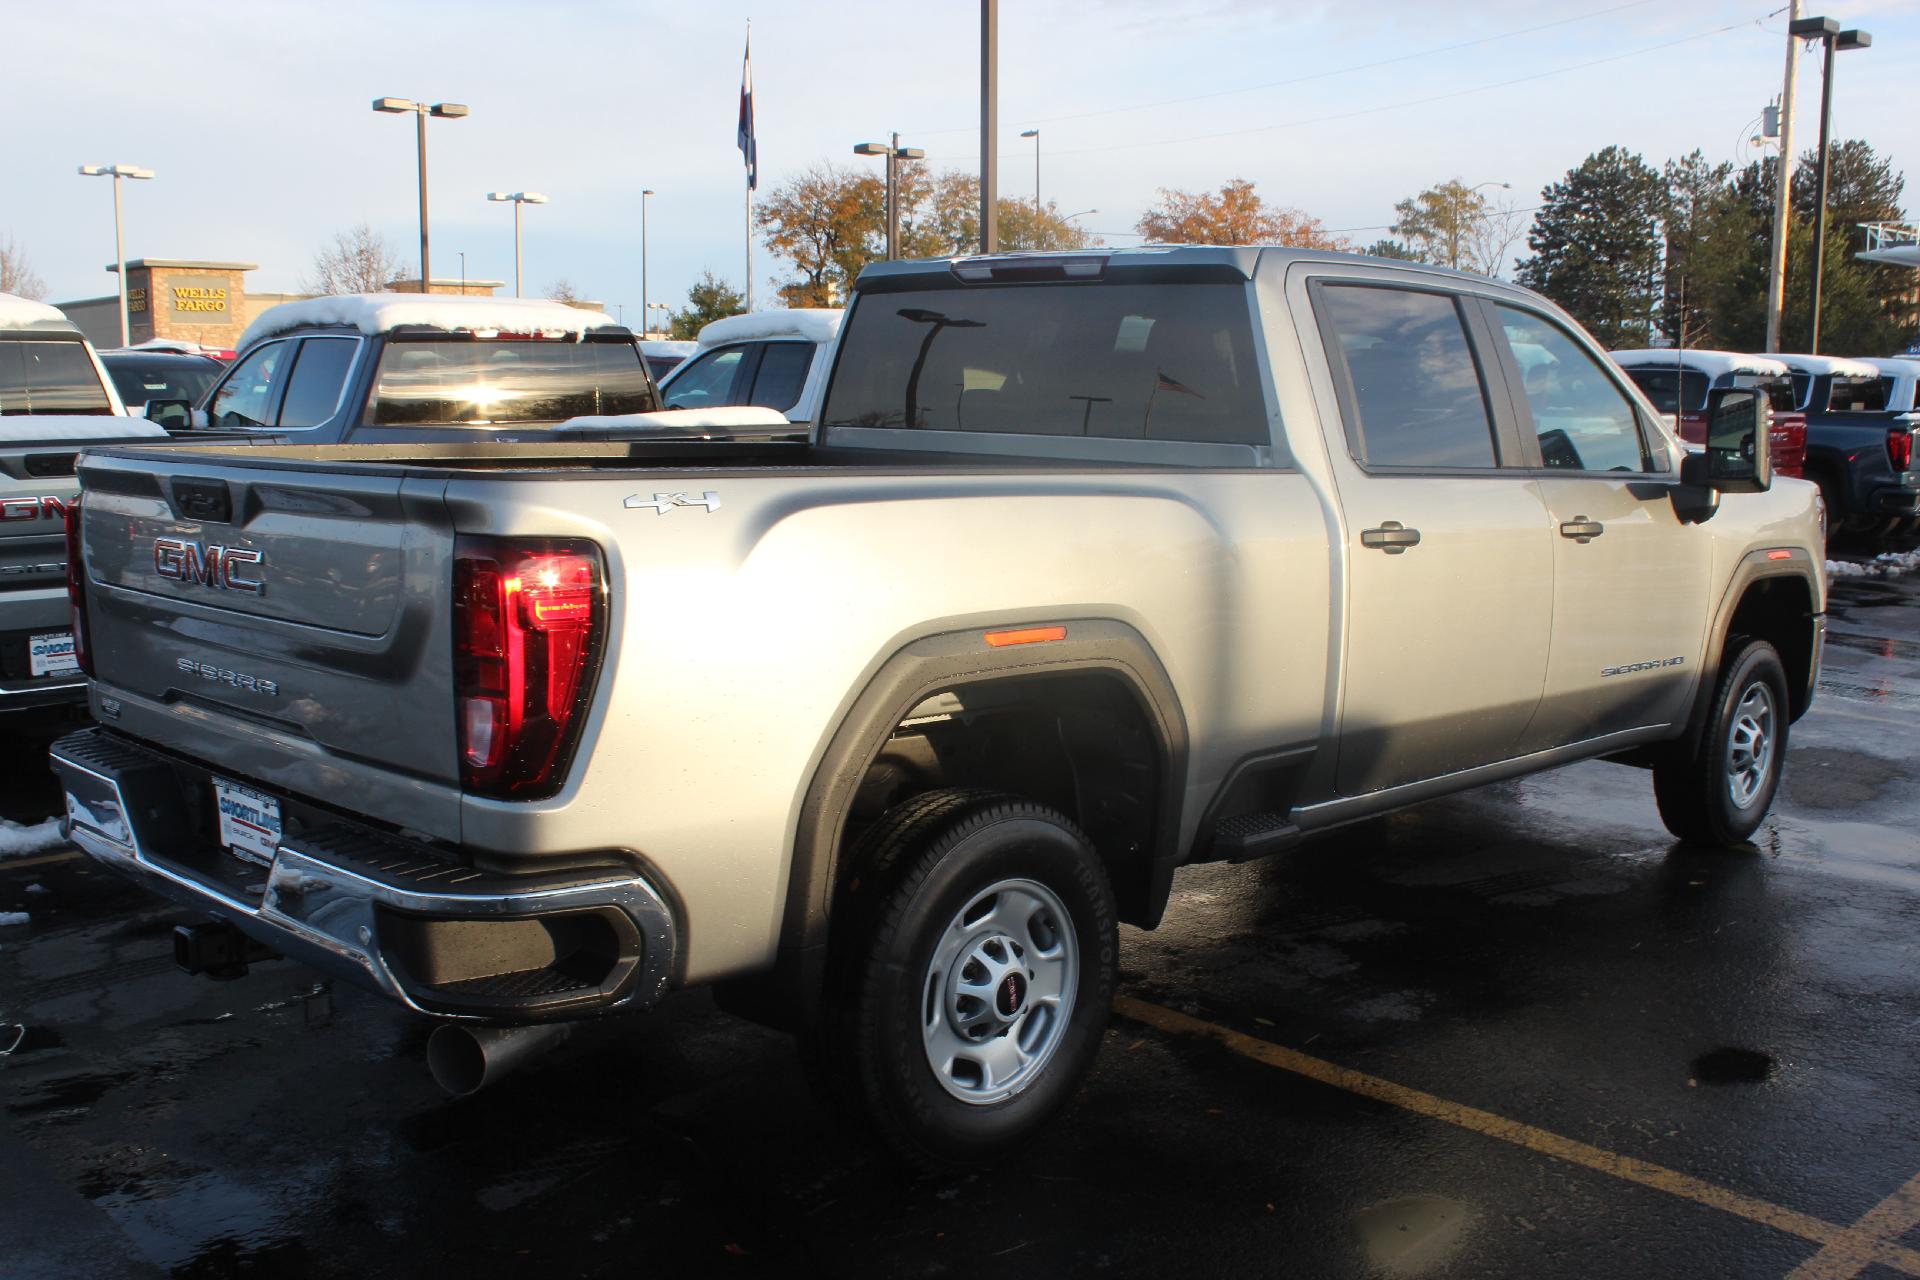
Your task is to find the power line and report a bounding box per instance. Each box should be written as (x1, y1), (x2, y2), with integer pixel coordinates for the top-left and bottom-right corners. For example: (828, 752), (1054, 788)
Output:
(929, 10), (1778, 163)
(906, 0), (1667, 136)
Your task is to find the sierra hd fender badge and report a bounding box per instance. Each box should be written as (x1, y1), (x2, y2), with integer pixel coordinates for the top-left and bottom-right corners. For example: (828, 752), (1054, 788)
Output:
(625, 491), (721, 514)
(154, 538), (264, 594)
(1601, 656), (1686, 678)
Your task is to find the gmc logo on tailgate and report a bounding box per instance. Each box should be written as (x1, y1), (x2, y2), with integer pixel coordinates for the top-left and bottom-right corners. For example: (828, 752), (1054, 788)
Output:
(0, 496), (70, 522)
(153, 538), (264, 595)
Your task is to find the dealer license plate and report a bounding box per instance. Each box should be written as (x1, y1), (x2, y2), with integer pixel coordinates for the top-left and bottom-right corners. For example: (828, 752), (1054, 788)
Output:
(29, 631), (79, 677)
(213, 778), (282, 867)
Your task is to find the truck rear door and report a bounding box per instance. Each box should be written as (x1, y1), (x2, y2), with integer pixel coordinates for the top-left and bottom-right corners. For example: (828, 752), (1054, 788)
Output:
(75, 448), (461, 833)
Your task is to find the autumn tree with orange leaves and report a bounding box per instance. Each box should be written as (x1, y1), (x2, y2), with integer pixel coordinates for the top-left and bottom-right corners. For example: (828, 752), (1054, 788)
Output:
(1135, 179), (1348, 249)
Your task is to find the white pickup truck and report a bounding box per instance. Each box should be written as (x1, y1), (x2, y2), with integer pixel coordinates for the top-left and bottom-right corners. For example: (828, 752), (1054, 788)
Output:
(52, 248), (1822, 1165)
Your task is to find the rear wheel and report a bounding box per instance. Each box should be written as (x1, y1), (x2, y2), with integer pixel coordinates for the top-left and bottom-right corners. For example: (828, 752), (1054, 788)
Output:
(1653, 638), (1790, 846)
(805, 789), (1117, 1168)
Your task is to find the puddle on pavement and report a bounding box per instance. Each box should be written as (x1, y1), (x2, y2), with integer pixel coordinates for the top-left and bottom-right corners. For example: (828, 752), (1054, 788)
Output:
(1354, 1194), (1472, 1275)
(1690, 1047), (1774, 1085)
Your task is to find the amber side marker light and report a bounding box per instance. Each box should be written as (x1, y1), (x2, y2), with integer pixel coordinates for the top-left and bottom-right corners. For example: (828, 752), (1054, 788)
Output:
(985, 625), (1068, 648)
(1766, 549), (1793, 561)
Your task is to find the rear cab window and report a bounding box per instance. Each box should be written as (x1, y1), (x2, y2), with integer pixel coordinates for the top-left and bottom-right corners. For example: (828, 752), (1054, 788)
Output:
(0, 339), (115, 415)
(367, 339), (654, 426)
(822, 280), (1271, 450)
(1828, 378), (1888, 413)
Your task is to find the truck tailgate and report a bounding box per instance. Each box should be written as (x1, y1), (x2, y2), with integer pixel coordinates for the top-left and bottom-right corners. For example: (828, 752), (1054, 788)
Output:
(76, 450), (460, 797)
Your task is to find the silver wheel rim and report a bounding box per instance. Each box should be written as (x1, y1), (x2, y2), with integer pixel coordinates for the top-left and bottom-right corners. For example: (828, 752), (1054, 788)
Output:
(1726, 680), (1776, 810)
(920, 877), (1078, 1106)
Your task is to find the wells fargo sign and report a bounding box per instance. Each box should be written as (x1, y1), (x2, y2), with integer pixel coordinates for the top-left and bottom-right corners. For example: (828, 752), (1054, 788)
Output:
(127, 287), (148, 314)
(168, 275), (230, 317)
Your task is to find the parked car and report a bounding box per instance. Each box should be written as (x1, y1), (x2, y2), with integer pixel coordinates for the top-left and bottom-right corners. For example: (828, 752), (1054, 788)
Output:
(0, 292), (166, 715)
(639, 338), (696, 384)
(99, 349), (225, 417)
(1774, 353), (1918, 538)
(657, 308), (841, 423)
(1609, 349), (1807, 479)
(146, 293), (661, 441)
(53, 249), (1821, 1166)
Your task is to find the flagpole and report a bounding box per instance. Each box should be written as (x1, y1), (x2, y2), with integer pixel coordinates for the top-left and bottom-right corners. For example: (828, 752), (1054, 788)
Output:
(742, 19), (754, 311)
(745, 184), (753, 311)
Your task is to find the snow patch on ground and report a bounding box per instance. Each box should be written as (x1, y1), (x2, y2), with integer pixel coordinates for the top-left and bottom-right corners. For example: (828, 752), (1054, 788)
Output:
(0, 912), (29, 927)
(0, 818), (66, 858)
(0, 292), (73, 331)
(1827, 549), (1920, 580)
(239, 293), (618, 350)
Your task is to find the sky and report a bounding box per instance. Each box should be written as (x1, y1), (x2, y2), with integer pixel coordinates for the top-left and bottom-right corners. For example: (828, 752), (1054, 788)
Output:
(5, 0), (1916, 325)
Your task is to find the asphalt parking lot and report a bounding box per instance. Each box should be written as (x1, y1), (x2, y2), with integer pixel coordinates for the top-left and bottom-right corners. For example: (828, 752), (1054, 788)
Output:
(3, 546), (1918, 1280)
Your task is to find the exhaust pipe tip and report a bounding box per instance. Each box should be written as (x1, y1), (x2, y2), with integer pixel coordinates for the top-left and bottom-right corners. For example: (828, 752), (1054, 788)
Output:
(427, 1021), (573, 1097)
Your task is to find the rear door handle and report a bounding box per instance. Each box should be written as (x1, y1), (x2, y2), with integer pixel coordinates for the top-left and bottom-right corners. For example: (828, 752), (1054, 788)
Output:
(1360, 521), (1421, 554)
(1559, 517), (1604, 543)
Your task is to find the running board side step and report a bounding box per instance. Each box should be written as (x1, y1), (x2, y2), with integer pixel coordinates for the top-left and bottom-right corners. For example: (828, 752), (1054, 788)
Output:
(1210, 812), (1302, 861)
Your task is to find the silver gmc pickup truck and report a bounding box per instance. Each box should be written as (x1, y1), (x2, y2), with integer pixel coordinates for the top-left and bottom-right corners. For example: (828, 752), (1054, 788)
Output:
(50, 248), (1824, 1165)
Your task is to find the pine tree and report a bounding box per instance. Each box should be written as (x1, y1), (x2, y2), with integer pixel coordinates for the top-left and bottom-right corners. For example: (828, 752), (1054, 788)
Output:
(1515, 147), (1664, 348)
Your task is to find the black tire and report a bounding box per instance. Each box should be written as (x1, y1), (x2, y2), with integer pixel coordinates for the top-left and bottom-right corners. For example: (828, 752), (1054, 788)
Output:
(803, 788), (1117, 1168)
(1652, 638), (1790, 846)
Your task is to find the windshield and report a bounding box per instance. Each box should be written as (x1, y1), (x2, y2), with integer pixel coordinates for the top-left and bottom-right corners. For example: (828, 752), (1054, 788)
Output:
(105, 356), (221, 407)
(0, 339), (114, 415)
(1623, 368), (1708, 415)
(821, 281), (1268, 445)
(366, 339), (655, 425)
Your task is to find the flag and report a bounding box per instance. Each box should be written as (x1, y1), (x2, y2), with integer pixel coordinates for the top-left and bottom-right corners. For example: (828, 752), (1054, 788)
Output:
(737, 30), (757, 192)
(1155, 370), (1205, 399)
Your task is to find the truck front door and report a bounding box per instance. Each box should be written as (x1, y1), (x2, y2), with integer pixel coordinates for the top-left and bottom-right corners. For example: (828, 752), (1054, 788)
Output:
(1479, 302), (1710, 749)
(1304, 278), (1555, 797)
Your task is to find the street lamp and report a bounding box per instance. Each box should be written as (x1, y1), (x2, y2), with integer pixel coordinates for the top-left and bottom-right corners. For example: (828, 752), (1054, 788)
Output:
(77, 163), (154, 348)
(641, 189), (655, 336)
(1021, 128), (1040, 212)
(1065, 209), (1097, 222)
(486, 191), (548, 298)
(854, 134), (926, 260)
(1788, 16), (1871, 353)
(373, 97), (469, 294)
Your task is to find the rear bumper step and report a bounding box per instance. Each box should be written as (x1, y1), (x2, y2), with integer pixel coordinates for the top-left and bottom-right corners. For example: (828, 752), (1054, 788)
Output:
(50, 726), (677, 1021)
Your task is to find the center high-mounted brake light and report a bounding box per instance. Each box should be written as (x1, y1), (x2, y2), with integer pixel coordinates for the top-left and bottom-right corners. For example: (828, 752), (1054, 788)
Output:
(950, 253), (1108, 283)
(454, 536), (606, 799)
(63, 498), (92, 677)
(1889, 425), (1914, 473)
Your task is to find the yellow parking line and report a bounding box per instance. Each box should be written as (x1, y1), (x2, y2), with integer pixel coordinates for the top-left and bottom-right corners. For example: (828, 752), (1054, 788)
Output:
(1112, 995), (1920, 1277)
(0, 850), (80, 873)
(1786, 1171), (1920, 1280)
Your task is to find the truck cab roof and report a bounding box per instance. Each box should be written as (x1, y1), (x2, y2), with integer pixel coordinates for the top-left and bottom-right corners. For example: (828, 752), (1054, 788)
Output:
(238, 293), (628, 350)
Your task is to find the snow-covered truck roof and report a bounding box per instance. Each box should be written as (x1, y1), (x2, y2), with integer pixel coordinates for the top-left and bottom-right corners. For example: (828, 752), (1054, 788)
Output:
(695, 308), (843, 350)
(1773, 353), (1884, 379)
(0, 292), (82, 335)
(0, 415), (166, 442)
(1610, 349), (1792, 379)
(239, 293), (622, 351)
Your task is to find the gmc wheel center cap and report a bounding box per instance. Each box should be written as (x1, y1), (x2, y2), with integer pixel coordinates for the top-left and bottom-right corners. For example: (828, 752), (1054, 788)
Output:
(996, 970), (1028, 1017)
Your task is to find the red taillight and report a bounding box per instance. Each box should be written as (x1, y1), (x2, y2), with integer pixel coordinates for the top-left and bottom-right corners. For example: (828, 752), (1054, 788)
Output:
(1889, 426), (1914, 473)
(453, 537), (605, 799)
(63, 498), (93, 677)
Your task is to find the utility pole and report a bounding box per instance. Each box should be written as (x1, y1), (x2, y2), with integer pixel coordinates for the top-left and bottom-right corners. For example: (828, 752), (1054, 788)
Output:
(1764, 0), (1801, 353)
(980, 0), (998, 254)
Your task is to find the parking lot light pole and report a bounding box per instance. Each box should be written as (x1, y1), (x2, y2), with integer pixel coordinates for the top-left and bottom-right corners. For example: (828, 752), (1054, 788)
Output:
(374, 98), (469, 294)
(641, 189), (655, 334)
(77, 164), (154, 348)
(854, 136), (927, 260)
(1021, 128), (1040, 212)
(1787, 17), (1871, 353)
(486, 191), (548, 298)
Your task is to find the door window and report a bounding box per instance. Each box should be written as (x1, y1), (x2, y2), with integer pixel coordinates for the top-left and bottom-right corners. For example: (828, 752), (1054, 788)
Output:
(208, 341), (292, 429)
(277, 337), (359, 427)
(1315, 285), (1498, 469)
(661, 347), (748, 410)
(747, 342), (813, 412)
(1493, 307), (1648, 473)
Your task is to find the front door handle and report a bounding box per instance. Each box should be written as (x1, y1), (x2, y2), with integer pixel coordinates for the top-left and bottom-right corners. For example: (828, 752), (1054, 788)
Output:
(1559, 517), (1604, 543)
(1360, 521), (1422, 554)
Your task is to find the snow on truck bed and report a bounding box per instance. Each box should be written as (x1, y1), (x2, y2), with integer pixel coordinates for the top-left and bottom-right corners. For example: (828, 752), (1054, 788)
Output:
(556, 405), (797, 433)
(239, 293), (620, 350)
(0, 292), (77, 331)
(0, 415), (165, 442)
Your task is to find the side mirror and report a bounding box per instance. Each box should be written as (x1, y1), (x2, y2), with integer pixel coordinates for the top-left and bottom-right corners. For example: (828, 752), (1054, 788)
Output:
(143, 398), (192, 432)
(1702, 386), (1772, 494)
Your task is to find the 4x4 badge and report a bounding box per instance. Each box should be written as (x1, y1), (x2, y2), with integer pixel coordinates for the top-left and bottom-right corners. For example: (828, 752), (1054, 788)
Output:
(625, 491), (721, 515)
